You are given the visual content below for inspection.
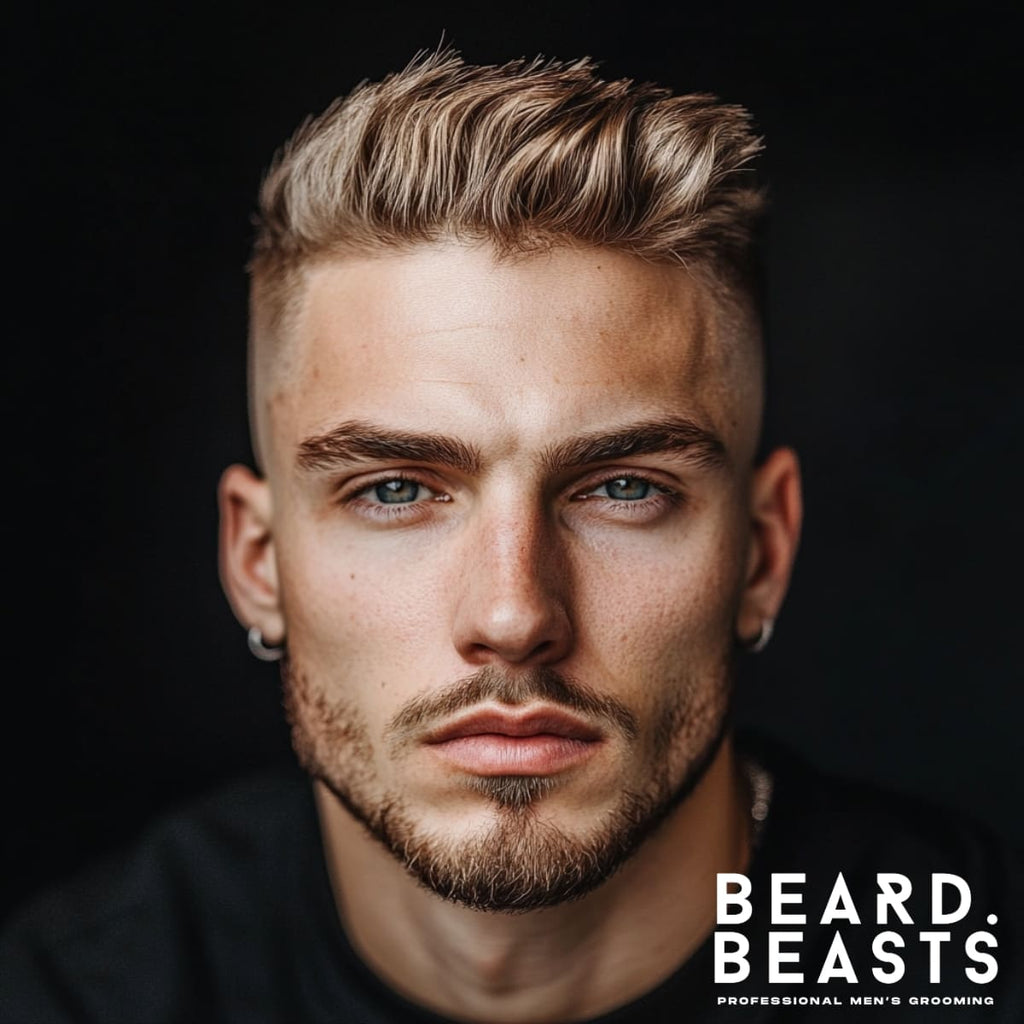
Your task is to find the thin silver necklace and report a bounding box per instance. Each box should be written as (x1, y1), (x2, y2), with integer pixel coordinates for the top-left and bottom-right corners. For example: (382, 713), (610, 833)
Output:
(744, 757), (774, 848)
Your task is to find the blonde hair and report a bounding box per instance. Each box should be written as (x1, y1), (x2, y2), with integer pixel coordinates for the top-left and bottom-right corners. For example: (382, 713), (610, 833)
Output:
(249, 50), (766, 342)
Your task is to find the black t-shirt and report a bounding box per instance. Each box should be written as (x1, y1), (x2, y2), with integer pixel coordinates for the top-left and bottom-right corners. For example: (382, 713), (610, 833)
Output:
(3, 741), (1022, 1023)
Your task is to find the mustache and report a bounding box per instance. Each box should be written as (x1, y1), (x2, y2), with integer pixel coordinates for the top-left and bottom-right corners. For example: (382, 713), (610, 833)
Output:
(386, 665), (639, 747)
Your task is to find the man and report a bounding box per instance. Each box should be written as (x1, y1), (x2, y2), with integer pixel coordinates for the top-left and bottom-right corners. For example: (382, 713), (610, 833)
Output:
(3, 51), (1021, 1023)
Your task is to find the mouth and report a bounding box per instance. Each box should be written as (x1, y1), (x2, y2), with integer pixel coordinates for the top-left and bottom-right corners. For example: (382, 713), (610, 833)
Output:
(423, 706), (604, 776)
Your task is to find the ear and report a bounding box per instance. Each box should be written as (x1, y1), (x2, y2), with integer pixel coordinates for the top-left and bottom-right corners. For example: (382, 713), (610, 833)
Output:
(218, 464), (285, 645)
(735, 447), (803, 646)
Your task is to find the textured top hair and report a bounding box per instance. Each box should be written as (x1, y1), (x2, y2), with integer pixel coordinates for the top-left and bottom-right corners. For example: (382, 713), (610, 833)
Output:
(250, 50), (766, 312)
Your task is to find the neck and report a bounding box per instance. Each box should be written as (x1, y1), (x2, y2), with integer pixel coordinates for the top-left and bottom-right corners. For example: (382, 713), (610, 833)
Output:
(314, 736), (750, 1023)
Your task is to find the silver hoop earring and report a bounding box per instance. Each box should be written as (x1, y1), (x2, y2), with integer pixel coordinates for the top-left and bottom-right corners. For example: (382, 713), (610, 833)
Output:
(247, 626), (285, 662)
(748, 618), (774, 654)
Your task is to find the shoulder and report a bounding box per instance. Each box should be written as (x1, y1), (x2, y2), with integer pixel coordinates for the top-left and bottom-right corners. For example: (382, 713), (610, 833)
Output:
(1, 767), (315, 1024)
(733, 735), (1024, 1014)
(751, 735), (1023, 882)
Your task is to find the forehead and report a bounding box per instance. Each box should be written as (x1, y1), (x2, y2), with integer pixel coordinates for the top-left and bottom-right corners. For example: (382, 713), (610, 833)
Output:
(261, 243), (756, 470)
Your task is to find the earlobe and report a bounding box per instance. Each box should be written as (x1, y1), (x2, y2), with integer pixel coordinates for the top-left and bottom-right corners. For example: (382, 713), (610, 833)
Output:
(218, 464), (286, 645)
(736, 447), (803, 648)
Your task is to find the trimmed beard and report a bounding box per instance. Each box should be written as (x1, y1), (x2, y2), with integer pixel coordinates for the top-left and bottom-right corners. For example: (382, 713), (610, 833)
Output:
(284, 660), (731, 913)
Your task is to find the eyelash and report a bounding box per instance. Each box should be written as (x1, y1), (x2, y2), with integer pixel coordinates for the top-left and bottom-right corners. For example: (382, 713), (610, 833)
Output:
(338, 471), (681, 522)
(573, 474), (681, 516)
(340, 474), (450, 522)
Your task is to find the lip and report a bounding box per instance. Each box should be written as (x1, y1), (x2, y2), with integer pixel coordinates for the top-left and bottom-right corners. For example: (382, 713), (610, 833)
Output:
(425, 707), (603, 745)
(424, 706), (603, 776)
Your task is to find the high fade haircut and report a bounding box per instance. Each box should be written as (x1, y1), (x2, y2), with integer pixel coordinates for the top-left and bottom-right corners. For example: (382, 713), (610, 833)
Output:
(246, 50), (769, 465)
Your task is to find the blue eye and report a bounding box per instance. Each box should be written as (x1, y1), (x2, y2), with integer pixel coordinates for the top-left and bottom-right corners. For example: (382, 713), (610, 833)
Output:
(374, 479), (421, 503)
(602, 477), (651, 500)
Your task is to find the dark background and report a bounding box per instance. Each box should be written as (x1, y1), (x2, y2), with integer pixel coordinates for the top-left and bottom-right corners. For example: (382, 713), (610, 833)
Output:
(7, 2), (1021, 917)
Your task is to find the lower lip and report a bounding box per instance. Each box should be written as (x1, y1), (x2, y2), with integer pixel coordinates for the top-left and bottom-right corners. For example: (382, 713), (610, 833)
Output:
(428, 734), (599, 775)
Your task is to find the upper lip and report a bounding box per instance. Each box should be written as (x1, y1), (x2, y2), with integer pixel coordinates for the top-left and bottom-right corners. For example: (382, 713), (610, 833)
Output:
(424, 706), (603, 744)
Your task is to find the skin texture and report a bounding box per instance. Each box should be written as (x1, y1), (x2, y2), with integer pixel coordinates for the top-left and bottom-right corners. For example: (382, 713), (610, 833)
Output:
(219, 243), (802, 1021)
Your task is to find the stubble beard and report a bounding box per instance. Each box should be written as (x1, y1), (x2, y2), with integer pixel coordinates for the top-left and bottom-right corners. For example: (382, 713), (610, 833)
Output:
(284, 660), (732, 913)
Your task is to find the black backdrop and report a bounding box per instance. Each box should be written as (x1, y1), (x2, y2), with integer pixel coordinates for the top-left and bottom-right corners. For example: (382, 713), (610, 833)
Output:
(7, 2), (1022, 916)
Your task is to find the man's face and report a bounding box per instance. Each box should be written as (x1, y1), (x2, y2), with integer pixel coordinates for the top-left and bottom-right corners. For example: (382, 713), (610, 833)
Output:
(239, 243), (775, 910)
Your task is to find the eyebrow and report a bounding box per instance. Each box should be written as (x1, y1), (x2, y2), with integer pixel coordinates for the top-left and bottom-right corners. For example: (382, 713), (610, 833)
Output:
(296, 421), (482, 474)
(295, 416), (726, 475)
(541, 417), (727, 473)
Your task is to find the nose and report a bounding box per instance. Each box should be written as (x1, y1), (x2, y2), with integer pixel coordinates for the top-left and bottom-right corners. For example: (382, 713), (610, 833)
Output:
(452, 502), (573, 667)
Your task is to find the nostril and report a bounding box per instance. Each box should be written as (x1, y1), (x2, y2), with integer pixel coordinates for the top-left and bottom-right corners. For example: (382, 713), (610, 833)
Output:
(451, 550), (574, 666)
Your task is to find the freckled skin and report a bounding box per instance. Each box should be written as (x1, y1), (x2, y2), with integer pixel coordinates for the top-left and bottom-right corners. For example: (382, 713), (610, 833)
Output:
(258, 243), (758, 871)
(222, 241), (800, 1019)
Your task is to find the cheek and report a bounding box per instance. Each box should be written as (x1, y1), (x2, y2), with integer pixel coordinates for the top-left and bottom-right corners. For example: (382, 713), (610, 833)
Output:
(273, 518), (455, 703)
(570, 511), (745, 660)
(572, 521), (743, 762)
